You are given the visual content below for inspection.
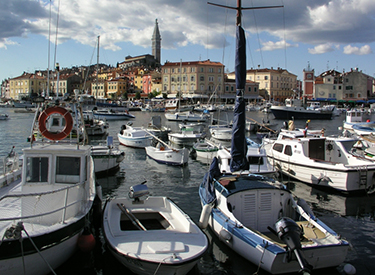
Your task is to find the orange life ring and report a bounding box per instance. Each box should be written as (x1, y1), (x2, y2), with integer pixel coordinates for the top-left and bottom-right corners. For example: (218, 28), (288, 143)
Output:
(38, 106), (73, 140)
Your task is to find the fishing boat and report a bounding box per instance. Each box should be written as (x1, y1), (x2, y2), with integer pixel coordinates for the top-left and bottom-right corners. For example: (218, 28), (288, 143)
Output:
(270, 98), (333, 120)
(118, 123), (152, 148)
(209, 124), (232, 141)
(91, 140), (125, 177)
(198, 2), (349, 274)
(263, 129), (375, 193)
(145, 142), (189, 166)
(0, 101), (98, 275)
(102, 183), (208, 275)
(165, 110), (210, 122)
(145, 130), (189, 166)
(192, 138), (220, 160)
(83, 110), (109, 137)
(168, 124), (206, 146)
(93, 108), (135, 120)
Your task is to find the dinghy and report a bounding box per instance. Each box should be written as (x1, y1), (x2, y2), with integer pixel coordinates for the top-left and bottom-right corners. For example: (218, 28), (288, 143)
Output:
(103, 183), (208, 275)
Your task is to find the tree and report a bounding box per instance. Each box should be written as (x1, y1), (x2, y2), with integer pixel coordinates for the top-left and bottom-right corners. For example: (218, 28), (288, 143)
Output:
(135, 91), (141, 100)
(123, 92), (128, 100)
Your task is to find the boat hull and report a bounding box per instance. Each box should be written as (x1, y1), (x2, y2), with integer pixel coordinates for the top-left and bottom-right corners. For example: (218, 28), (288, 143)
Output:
(102, 196), (208, 275)
(270, 107), (333, 120)
(145, 147), (189, 166)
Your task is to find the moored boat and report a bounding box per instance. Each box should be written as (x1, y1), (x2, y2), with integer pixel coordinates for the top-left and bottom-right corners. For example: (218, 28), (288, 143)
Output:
(198, 3), (349, 274)
(93, 108), (135, 120)
(118, 124), (152, 148)
(0, 101), (98, 275)
(263, 129), (375, 193)
(102, 183), (208, 275)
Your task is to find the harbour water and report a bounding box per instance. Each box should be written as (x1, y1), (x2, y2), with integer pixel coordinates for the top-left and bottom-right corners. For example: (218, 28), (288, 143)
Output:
(1, 108), (375, 275)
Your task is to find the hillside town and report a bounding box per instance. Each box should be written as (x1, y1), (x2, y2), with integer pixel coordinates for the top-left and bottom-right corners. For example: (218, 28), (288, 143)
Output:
(1, 19), (374, 107)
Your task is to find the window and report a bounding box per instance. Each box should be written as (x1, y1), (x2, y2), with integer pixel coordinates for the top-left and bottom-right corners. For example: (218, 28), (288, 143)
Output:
(248, 87), (252, 92)
(209, 68), (214, 73)
(226, 86), (229, 91)
(56, 157), (81, 183)
(200, 76), (204, 81)
(191, 76), (195, 82)
(208, 76), (214, 82)
(284, 145), (292, 156)
(273, 143), (283, 153)
(218, 68), (221, 73)
(200, 68), (204, 72)
(26, 157), (49, 182)
(265, 76), (268, 80)
(191, 67), (195, 72)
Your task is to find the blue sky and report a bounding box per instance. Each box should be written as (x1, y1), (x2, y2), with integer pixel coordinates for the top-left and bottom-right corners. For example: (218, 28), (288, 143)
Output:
(1, 0), (374, 84)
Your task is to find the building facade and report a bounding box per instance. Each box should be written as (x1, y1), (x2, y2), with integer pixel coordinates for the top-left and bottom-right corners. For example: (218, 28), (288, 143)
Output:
(161, 59), (225, 100)
(9, 72), (47, 99)
(227, 67), (297, 102)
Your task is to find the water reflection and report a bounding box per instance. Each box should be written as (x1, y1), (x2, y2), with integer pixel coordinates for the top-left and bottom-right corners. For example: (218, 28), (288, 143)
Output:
(285, 180), (375, 218)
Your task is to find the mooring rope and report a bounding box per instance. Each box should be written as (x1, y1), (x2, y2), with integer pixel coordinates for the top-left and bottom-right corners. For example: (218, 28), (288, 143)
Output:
(2, 222), (57, 275)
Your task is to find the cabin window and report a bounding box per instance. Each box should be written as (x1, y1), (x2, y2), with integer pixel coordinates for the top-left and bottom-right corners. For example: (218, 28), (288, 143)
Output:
(55, 156), (81, 183)
(273, 143), (283, 153)
(284, 145), (292, 156)
(26, 157), (49, 183)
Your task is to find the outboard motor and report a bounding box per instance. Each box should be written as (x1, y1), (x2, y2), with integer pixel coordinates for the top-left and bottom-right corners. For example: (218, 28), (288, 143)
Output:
(129, 181), (149, 202)
(275, 217), (312, 274)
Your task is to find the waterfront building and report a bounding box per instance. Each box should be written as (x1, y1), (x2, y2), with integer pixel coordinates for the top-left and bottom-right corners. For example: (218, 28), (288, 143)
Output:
(9, 72), (47, 99)
(161, 59), (224, 102)
(227, 67), (297, 103)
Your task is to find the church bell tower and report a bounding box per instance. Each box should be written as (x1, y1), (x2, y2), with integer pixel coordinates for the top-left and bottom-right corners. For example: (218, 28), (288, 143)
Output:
(152, 19), (161, 66)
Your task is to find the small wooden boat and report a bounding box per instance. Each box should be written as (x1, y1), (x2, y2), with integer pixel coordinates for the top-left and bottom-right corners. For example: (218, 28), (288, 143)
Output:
(192, 138), (220, 160)
(103, 183), (208, 275)
(146, 142), (189, 166)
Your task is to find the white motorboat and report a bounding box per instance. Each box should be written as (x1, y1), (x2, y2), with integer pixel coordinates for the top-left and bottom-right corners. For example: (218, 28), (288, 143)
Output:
(93, 108), (135, 120)
(118, 124), (152, 148)
(168, 124), (206, 146)
(198, 4), (349, 274)
(83, 110), (109, 137)
(343, 108), (371, 130)
(0, 102), (98, 275)
(165, 111), (210, 122)
(102, 183), (208, 275)
(91, 142), (125, 177)
(263, 129), (375, 193)
(146, 142), (189, 166)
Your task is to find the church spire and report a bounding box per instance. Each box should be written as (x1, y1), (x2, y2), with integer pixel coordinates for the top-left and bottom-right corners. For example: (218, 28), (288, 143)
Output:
(152, 19), (161, 65)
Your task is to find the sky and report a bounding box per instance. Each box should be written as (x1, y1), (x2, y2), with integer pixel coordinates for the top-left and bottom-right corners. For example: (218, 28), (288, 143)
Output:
(1, 0), (375, 84)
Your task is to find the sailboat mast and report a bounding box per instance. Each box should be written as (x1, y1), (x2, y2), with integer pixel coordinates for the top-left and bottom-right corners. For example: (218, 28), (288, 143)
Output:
(96, 35), (100, 99)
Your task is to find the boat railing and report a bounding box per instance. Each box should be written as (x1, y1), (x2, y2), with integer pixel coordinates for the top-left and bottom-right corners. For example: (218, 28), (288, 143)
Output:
(0, 181), (90, 224)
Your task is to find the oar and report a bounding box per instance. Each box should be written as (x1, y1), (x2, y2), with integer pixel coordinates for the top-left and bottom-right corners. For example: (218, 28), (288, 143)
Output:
(143, 128), (178, 152)
(117, 203), (147, 231)
(247, 117), (277, 133)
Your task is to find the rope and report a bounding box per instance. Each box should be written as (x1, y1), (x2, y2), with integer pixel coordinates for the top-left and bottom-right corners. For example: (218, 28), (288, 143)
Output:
(153, 254), (177, 275)
(2, 222), (57, 275)
(253, 241), (269, 275)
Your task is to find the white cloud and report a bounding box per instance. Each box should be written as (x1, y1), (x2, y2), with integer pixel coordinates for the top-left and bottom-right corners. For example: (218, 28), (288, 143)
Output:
(0, 39), (18, 49)
(308, 44), (335, 54)
(260, 40), (297, 51)
(343, 45), (372, 55)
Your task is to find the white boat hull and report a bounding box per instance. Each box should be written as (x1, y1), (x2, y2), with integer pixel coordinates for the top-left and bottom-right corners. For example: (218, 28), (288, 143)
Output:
(118, 126), (152, 148)
(102, 196), (208, 275)
(145, 146), (189, 166)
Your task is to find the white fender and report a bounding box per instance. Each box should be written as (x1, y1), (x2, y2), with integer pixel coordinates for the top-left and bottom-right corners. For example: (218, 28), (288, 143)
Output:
(199, 203), (213, 229)
(219, 229), (232, 242)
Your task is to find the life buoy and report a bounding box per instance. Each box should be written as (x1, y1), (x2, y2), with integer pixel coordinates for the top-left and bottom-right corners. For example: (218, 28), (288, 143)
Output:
(38, 106), (73, 140)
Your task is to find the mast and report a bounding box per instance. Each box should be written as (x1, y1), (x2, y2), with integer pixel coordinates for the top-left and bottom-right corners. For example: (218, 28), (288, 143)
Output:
(96, 35), (100, 99)
(208, 0), (283, 172)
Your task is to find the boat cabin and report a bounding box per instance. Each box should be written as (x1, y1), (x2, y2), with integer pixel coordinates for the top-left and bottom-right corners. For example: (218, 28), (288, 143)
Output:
(346, 109), (364, 123)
